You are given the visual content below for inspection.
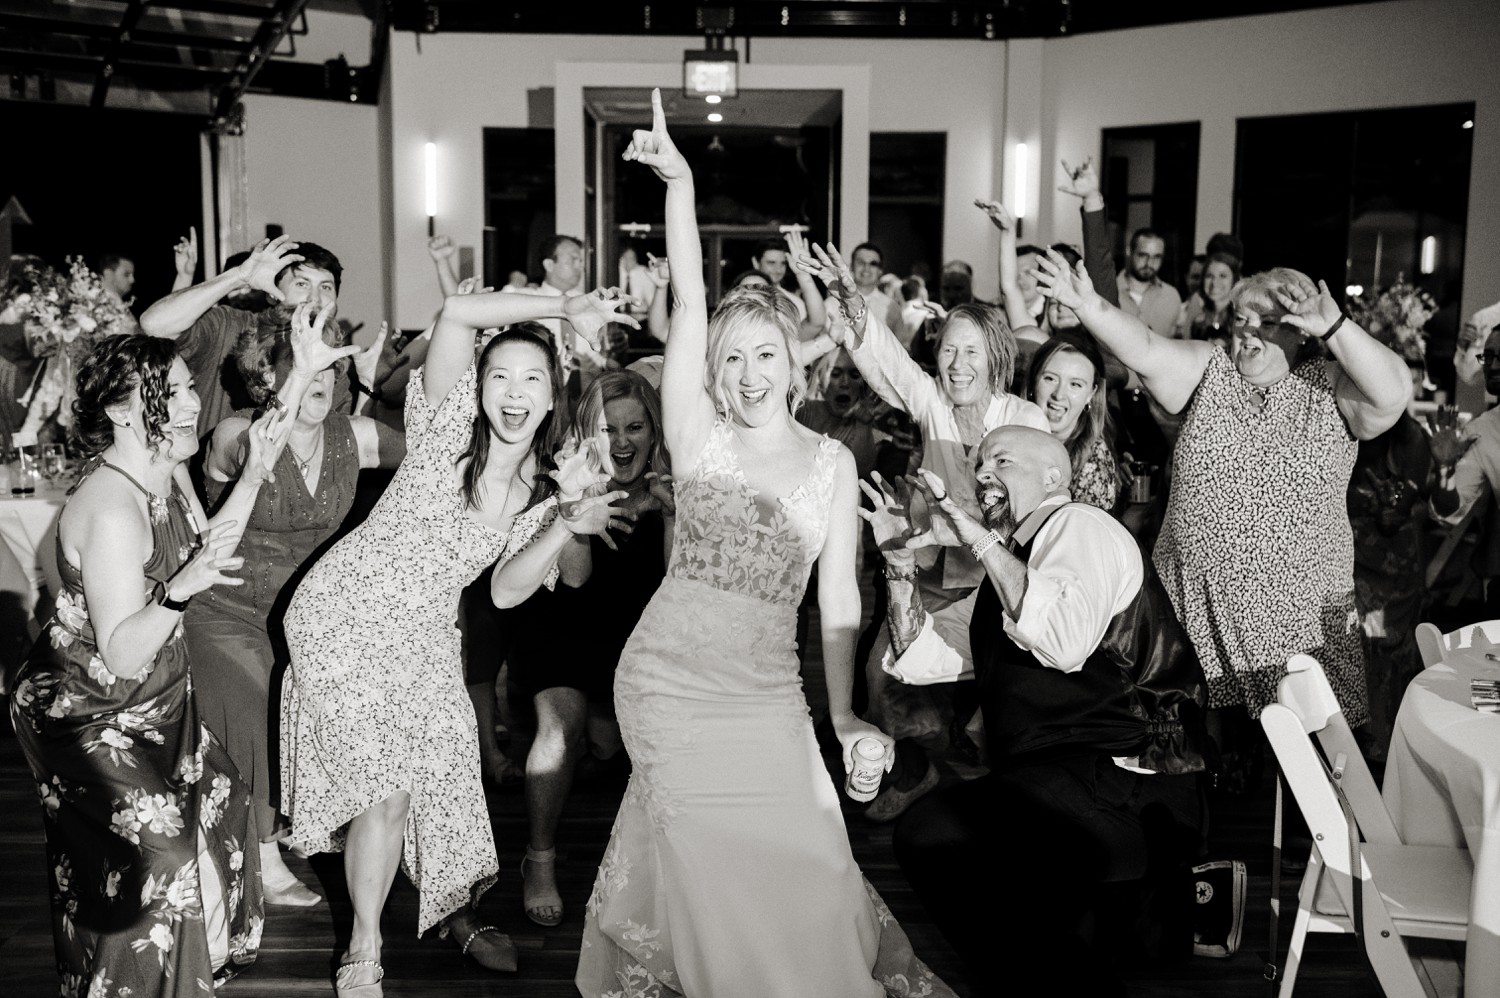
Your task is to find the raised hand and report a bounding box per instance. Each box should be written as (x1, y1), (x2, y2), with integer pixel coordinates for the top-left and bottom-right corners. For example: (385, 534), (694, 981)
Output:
(645, 253), (671, 289)
(353, 321), (392, 393)
(622, 88), (689, 183)
(973, 198), (1017, 233)
(290, 300), (361, 374)
(1034, 248), (1100, 315)
(644, 471), (676, 517)
(173, 228), (199, 281)
(242, 406), (294, 485)
(237, 235), (303, 302)
(1427, 406), (1476, 470)
(168, 521), (246, 600)
(427, 235), (457, 261)
(550, 434), (613, 499)
(558, 490), (636, 549)
(856, 472), (920, 559)
(909, 468), (990, 547)
(1056, 157), (1102, 206)
(785, 228), (816, 274)
(1273, 277), (1342, 338)
(564, 288), (642, 349)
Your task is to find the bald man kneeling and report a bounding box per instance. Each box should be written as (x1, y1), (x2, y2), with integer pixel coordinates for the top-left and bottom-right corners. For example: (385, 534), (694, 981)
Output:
(860, 426), (1214, 995)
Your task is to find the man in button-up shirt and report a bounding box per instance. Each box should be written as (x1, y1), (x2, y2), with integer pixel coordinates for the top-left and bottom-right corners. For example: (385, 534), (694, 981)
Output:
(1116, 228), (1182, 337)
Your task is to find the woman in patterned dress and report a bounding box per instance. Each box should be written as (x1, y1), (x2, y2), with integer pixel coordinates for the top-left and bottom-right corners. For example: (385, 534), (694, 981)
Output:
(1034, 252), (1410, 732)
(185, 302), (403, 906)
(1027, 329), (1120, 511)
(277, 286), (635, 995)
(565, 88), (952, 998)
(10, 334), (286, 997)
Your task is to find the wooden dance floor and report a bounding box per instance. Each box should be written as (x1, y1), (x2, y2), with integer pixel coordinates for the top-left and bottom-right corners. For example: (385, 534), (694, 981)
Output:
(0, 583), (1419, 998)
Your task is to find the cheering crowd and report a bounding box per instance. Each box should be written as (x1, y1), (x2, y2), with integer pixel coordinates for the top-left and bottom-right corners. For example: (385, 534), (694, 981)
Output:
(6, 85), (1447, 998)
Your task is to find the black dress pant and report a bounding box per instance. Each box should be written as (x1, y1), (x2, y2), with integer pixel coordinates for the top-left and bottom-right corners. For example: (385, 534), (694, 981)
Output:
(893, 754), (1203, 996)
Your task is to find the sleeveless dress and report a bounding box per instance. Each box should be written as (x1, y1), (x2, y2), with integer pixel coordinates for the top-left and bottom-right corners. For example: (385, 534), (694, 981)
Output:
(576, 421), (952, 998)
(279, 364), (557, 934)
(9, 462), (264, 998)
(185, 412), (360, 837)
(1153, 349), (1367, 722)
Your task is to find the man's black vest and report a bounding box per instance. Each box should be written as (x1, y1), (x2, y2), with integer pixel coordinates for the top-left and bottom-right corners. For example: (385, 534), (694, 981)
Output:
(969, 502), (1209, 774)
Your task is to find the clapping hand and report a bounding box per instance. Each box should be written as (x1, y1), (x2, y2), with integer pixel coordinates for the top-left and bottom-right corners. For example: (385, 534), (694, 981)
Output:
(1273, 277), (1342, 339)
(237, 235), (303, 302)
(1056, 157), (1102, 206)
(622, 88), (690, 183)
(1426, 405), (1475, 470)
(290, 300), (361, 375)
(242, 406), (295, 486)
(1034, 248), (1101, 315)
(908, 468), (991, 548)
(646, 253), (671, 289)
(173, 228), (199, 281)
(564, 288), (641, 350)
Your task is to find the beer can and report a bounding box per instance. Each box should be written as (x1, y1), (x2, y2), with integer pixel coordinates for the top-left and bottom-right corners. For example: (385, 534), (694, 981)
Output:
(846, 736), (887, 803)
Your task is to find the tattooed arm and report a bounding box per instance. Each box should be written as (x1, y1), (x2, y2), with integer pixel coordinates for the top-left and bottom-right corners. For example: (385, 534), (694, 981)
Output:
(884, 558), (927, 659)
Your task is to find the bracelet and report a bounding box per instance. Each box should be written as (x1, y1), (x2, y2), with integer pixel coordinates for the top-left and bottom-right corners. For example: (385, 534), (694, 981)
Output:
(838, 297), (867, 328)
(1318, 312), (1348, 342)
(264, 394), (287, 414)
(969, 529), (1004, 560)
(883, 559), (918, 582)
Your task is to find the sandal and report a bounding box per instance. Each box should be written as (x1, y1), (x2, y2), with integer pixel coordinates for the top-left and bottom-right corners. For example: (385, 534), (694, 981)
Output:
(334, 959), (383, 996)
(521, 846), (563, 927)
(457, 923), (518, 972)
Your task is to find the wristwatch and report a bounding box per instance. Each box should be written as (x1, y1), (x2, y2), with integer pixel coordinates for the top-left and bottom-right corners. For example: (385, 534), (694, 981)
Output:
(152, 580), (191, 612)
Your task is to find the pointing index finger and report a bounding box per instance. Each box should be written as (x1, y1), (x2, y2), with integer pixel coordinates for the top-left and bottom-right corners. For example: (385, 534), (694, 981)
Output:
(651, 87), (666, 133)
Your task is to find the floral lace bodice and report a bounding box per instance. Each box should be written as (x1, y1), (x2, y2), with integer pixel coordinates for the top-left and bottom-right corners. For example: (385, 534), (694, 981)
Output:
(667, 420), (838, 609)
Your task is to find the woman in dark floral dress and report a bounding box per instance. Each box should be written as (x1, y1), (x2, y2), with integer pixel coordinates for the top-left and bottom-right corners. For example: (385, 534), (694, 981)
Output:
(9, 334), (286, 997)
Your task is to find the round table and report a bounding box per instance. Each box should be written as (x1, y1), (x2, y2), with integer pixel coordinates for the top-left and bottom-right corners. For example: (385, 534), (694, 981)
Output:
(0, 484), (67, 678)
(1383, 649), (1500, 997)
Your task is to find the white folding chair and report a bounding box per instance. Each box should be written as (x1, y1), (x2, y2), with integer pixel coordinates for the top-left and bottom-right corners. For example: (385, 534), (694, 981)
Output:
(1416, 619), (1500, 668)
(1262, 654), (1471, 997)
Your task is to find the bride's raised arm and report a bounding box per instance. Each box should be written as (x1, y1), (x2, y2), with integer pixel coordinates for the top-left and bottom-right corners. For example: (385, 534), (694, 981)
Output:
(624, 88), (715, 468)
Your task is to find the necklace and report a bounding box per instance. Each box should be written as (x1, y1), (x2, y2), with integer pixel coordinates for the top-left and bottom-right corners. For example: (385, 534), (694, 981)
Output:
(1242, 381), (1269, 416)
(288, 429), (324, 478)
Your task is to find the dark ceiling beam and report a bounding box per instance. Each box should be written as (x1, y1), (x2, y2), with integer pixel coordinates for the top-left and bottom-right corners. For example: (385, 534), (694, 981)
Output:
(90, 0), (148, 109)
(0, 47), (235, 81)
(0, 14), (255, 52)
(212, 0), (311, 123)
(155, 0), (281, 19)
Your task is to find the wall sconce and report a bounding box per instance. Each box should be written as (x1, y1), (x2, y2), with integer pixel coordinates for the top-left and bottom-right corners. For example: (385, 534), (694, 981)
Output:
(1012, 142), (1029, 237)
(424, 141), (438, 237)
(1420, 235), (1437, 275)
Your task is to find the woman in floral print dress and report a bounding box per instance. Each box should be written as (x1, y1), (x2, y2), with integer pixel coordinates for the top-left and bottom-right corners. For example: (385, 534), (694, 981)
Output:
(9, 334), (294, 997)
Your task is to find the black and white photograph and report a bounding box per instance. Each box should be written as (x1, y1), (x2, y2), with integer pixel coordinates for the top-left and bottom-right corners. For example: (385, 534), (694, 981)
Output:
(0, 1), (1495, 995)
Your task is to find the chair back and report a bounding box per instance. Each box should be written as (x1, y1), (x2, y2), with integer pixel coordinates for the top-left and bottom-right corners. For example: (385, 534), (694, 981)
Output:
(1416, 619), (1500, 668)
(1276, 655), (1399, 844)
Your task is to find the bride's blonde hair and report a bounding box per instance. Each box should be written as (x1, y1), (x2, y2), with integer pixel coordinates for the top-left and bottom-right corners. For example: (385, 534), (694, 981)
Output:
(704, 284), (807, 418)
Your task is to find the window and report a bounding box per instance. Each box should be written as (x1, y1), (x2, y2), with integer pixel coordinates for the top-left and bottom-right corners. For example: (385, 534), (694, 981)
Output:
(1101, 123), (1201, 287)
(482, 127), (556, 287)
(1234, 103), (1473, 307)
(869, 132), (946, 280)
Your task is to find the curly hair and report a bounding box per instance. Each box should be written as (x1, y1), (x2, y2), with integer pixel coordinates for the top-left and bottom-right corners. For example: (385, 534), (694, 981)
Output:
(233, 303), (351, 405)
(705, 284), (807, 417)
(456, 324), (566, 512)
(72, 334), (178, 456)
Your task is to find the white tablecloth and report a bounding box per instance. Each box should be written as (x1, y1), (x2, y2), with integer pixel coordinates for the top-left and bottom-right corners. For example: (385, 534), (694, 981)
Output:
(1384, 647), (1500, 997)
(0, 485), (66, 676)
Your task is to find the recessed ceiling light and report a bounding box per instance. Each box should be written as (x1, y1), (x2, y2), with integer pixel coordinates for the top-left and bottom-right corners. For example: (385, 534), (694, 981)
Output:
(1462, 119), (1474, 129)
(707, 112), (723, 123)
(705, 94), (722, 105)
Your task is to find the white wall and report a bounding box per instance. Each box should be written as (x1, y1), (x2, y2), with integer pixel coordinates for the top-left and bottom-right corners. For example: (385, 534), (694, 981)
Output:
(387, 33), (1007, 328)
(240, 93), (385, 343)
(1033, 0), (1500, 318)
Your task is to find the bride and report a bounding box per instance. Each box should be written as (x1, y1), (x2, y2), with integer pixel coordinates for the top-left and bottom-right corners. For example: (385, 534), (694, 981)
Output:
(570, 89), (954, 997)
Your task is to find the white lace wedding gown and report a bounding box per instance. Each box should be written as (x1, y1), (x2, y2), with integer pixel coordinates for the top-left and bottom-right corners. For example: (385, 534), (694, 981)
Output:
(577, 420), (952, 997)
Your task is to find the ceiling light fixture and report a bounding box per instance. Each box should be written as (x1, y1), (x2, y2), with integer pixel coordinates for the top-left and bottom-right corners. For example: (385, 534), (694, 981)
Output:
(706, 94), (722, 105)
(707, 112), (724, 123)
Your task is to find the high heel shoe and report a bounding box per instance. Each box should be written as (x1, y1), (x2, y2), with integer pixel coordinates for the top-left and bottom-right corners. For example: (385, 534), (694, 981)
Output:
(521, 846), (563, 927)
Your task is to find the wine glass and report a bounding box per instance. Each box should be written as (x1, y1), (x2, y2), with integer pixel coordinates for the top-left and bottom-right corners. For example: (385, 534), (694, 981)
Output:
(41, 443), (66, 484)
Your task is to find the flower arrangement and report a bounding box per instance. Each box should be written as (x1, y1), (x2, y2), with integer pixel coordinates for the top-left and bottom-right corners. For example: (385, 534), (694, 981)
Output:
(7, 257), (134, 444)
(1346, 275), (1437, 368)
